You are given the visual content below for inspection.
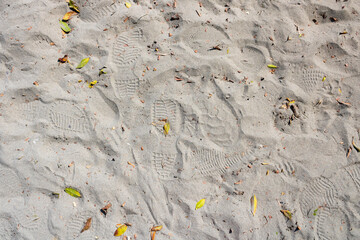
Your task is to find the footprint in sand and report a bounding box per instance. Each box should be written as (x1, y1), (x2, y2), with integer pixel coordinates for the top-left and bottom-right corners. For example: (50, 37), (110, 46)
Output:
(0, 214), (18, 240)
(12, 100), (93, 139)
(66, 211), (100, 239)
(151, 99), (182, 136)
(111, 28), (144, 99)
(78, 0), (120, 23)
(0, 166), (24, 199)
(297, 163), (360, 239)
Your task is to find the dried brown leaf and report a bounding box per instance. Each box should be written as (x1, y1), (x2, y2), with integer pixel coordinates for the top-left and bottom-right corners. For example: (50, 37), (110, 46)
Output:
(80, 218), (92, 233)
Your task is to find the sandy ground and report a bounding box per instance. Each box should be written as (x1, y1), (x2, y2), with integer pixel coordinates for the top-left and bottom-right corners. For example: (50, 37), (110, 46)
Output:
(0, 0), (360, 239)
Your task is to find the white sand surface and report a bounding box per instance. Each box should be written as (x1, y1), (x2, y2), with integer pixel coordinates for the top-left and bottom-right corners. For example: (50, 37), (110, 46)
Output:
(1, 0), (360, 239)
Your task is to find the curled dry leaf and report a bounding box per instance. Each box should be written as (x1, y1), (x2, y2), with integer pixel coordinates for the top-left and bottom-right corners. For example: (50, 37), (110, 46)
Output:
(64, 187), (81, 198)
(195, 198), (205, 210)
(59, 20), (71, 33)
(250, 195), (257, 216)
(77, 57), (90, 69)
(280, 210), (292, 219)
(347, 147), (352, 158)
(100, 203), (112, 216)
(80, 218), (92, 233)
(352, 137), (360, 152)
(114, 224), (127, 237)
(151, 231), (156, 240)
(151, 225), (163, 232)
(63, 11), (77, 21)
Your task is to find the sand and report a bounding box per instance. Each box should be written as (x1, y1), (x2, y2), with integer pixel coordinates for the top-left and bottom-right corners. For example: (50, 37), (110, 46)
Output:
(0, 0), (360, 239)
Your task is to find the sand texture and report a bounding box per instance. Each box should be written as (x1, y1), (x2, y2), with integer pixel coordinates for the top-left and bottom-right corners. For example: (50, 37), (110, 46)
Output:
(1, 0), (360, 239)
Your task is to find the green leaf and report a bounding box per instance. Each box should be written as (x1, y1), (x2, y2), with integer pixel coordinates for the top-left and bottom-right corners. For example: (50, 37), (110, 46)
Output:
(313, 209), (318, 216)
(69, 0), (80, 13)
(76, 57), (90, 69)
(267, 64), (278, 69)
(64, 187), (82, 198)
(195, 198), (205, 210)
(60, 20), (71, 33)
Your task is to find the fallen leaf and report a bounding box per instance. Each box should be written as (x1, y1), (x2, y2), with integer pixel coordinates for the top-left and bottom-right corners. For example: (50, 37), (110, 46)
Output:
(59, 20), (71, 33)
(322, 76), (326, 82)
(125, 2), (131, 8)
(250, 195), (257, 216)
(352, 137), (360, 152)
(336, 98), (351, 106)
(63, 11), (77, 21)
(81, 218), (92, 233)
(195, 198), (205, 210)
(151, 231), (156, 240)
(99, 67), (107, 76)
(347, 147), (352, 158)
(68, 0), (80, 13)
(52, 192), (60, 198)
(267, 64), (277, 69)
(64, 187), (81, 198)
(339, 31), (348, 35)
(280, 210), (292, 219)
(313, 208), (318, 216)
(33, 81), (39, 86)
(88, 80), (97, 88)
(76, 57), (90, 69)
(58, 55), (69, 63)
(151, 225), (163, 232)
(127, 161), (135, 168)
(114, 224), (127, 237)
(100, 203), (112, 216)
(163, 121), (170, 135)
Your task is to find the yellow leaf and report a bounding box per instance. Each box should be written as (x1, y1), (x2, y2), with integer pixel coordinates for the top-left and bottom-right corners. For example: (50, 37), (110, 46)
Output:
(227, 48), (229, 54)
(266, 170), (269, 175)
(88, 80), (97, 88)
(68, 0), (80, 13)
(64, 187), (81, 198)
(250, 195), (257, 216)
(338, 88), (342, 94)
(125, 2), (131, 8)
(163, 121), (170, 135)
(322, 76), (326, 82)
(261, 162), (269, 165)
(76, 57), (90, 69)
(99, 67), (107, 76)
(195, 199), (205, 210)
(280, 210), (292, 219)
(114, 224), (127, 237)
(151, 225), (163, 231)
(267, 64), (277, 69)
(62, 11), (77, 21)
